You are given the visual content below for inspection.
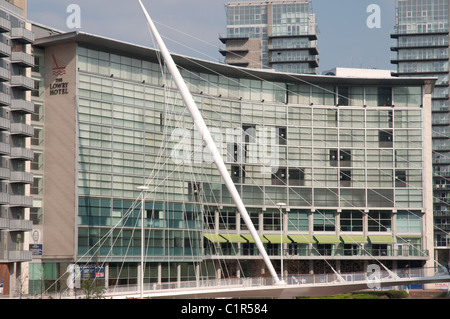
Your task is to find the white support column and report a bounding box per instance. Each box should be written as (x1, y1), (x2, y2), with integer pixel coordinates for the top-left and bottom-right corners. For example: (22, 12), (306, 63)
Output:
(422, 81), (436, 289)
(138, 0), (281, 284)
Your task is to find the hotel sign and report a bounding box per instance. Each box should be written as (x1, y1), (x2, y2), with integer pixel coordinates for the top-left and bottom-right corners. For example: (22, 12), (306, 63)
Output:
(50, 78), (69, 96)
(50, 54), (69, 96)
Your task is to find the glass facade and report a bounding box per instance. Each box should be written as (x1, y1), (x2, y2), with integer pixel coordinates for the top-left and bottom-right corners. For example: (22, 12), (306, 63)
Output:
(70, 39), (431, 283)
(392, 0), (450, 253)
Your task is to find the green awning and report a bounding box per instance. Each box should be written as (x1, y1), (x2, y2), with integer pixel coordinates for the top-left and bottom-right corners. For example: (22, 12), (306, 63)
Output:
(314, 235), (341, 244)
(241, 234), (269, 243)
(220, 234), (248, 243)
(341, 235), (368, 244)
(288, 234), (315, 244)
(263, 235), (291, 244)
(203, 234), (227, 243)
(368, 235), (395, 244)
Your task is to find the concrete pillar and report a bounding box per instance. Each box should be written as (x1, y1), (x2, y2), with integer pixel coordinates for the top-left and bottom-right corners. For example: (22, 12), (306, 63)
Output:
(177, 263), (181, 288)
(157, 263), (162, 285)
(104, 263), (109, 289)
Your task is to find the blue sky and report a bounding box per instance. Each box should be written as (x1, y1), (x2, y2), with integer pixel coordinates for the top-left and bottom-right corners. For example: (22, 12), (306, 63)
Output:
(27, 0), (397, 73)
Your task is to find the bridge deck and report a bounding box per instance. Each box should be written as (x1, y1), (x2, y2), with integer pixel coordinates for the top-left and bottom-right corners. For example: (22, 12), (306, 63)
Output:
(97, 268), (450, 299)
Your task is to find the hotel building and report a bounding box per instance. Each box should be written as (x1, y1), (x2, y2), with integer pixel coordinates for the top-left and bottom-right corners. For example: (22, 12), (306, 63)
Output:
(20, 27), (437, 295)
(220, 0), (319, 74)
(391, 0), (450, 270)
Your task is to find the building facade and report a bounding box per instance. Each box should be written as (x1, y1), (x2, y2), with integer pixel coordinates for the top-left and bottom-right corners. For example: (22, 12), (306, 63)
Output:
(24, 29), (436, 294)
(391, 0), (450, 270)
(220, 0), (319, 74)
(0, 0), (34, 297)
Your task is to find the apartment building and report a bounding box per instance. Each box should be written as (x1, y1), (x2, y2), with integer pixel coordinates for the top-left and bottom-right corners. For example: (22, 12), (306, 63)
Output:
(0, 0), (34, 297)
(220, 0), (319, 74)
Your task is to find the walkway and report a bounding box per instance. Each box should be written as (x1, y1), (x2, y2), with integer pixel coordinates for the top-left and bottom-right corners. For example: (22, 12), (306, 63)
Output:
(94, 267), (450, 299)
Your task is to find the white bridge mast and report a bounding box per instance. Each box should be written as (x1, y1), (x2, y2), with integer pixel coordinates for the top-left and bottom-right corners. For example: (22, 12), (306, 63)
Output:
(138, 0), (282, 284)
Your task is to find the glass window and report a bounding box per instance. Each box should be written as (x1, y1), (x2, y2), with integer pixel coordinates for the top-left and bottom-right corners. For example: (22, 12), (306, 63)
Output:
(340, 210), (363, 231)
(396, 210), (422, 233)
(368, 210), (392, 232)
(287, 209), (309, 231)
(313, 210), (335, 231)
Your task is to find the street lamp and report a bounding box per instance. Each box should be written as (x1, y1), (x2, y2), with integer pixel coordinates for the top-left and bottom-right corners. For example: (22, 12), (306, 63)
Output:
(276, 202), (286, 282)
(137, 185), (149, 298)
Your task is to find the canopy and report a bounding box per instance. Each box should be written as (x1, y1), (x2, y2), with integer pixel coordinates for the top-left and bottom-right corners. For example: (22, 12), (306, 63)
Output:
(340, 235), (368, 244)
(203, 234), (227, 243)
(368, 235), (395, 244)
(288, 234), (316, 244)
(241, 234), (269, 243)
(263, 235), (291, 244)
(314, 235), (341, 244)
(219, 234), (248, 243)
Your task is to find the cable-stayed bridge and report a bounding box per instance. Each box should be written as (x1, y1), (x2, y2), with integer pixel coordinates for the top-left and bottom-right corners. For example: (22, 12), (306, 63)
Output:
(29, 2), (450, 301)
(49, 266), (450, 299)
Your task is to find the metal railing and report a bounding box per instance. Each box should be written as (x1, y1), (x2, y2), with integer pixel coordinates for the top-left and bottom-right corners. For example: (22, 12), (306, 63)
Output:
(28, 266), (450, 299)
(104, 266), (449, 297)
(205, 246), (429, 258)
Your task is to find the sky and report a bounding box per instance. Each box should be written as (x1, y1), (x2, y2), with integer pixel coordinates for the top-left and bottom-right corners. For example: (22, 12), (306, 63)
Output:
(27, 0), (397, 73)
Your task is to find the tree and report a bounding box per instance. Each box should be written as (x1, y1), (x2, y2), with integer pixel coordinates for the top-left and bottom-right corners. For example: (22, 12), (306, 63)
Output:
(81, 279), (105, 299)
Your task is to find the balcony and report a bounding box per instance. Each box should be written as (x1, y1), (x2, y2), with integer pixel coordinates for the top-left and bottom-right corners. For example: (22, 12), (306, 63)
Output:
(10, 171), (33, 184)
(10, 27), (34, 44)
(219, 34), (250, 44)
(0, 67), (10, 82)
(0, 142), (10, 155)
(0, 117), (10, 131)
(10, 75), (34, 91)
(219, 45), (249, 56)
(9, 195), (33, 207)
(10, 147), (33, 160)
(11, 51), (34, 68)
(391, 28), (449, 38)
(0, 217), (8, 229)
(9, 219), (32, 231)
(10, 123), (34, 137)
(8, 250), (32, 262)
(0, 42), (11, 58)
(0, 167), (10, 180)
(10, 99), (34, 113)
(0, 192), (9, 205)
(0, 92), (10, 106)
(0, 17), (11, 33)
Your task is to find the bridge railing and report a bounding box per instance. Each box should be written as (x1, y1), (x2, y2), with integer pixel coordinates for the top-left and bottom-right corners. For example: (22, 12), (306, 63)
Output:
(102, 266), (449, 297)
(36, 266), (450, 298)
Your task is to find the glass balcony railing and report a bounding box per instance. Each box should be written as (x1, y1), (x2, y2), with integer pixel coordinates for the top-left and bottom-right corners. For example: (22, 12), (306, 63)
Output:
(11, 51), (34, 68)
(0, 42), (10, 58)
(11, 99), (34, 113)
(9, 195), (33, 207)
(0, 16), (11, 33)
(10, 123), (34, 137)
(10, 147), (33, 160)
(8, 250), (32, 262)
(10, 75), (35, 91)
(10, 27), (34, 44)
